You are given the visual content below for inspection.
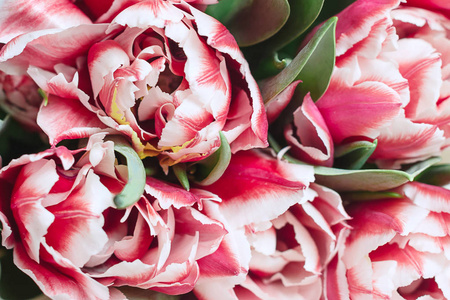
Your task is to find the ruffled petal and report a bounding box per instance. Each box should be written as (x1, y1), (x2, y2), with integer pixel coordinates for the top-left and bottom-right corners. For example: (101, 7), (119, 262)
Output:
(0, 0), (91, 43)
(200, 150), (314, 228)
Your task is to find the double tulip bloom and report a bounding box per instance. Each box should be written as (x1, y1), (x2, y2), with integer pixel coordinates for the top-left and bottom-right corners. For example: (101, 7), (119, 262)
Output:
(285, 0), (450, 169)
(0, 0), (450, 299)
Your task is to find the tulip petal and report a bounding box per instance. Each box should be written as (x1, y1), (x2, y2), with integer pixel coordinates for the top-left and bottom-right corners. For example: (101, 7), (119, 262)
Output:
(334, 0), (400, 57)
(344, 198), (429, 268)
(0, 24), (110, 75)
(402, 181), (450, 214)
(316, 59), (403, 144)
(11, 159), (58, 262)
(386, 38), (442, 122)
(88, 40), (130, 99)
(0, 0), (91, 43)
(200, 150), (314, 228)
(371, 117), (445, 168)
(37, 95), (111, 145)
(45, 171), (113, 268)
(286, 94), (334, 166)
(110, 0), (184, 29)
(14, 243), (110, 299)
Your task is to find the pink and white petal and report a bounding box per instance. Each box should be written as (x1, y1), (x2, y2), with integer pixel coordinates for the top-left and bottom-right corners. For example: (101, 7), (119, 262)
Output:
(356, 57), (410, 107)
(110, 0), (184, 29)
(191, 6), (268, 146)
(198, 201), (251, 278)
(309, 183), (350, 226)
(334, 0), (400, 56)
(245, 275), (322, 300)
(222, 88), (267, 151)
(0, 24), (110, 75)
(273, 211), (321, 274)
(249, 249), (291, 279)
(200, 150), (313, 228)
(407, 233), (450, 258)
(265, 80), (301, 124)
(370, 243), (446, 288)
(137, 233), (200, 293)
(410, 212), (450, 237)
(37, 95), (111, 146)
(286, 94), (334, 167)
(346, 256), (377, 300)
(386, 38), (443, 122)
(435, 265), (450, 299)
(337, 16), (398, 63)
(176, 28), (230, 120)
(249, 226), (277, 256)
(113, 213), (152, 262)
(0, 207), (14, 248)
(317, 72), (403, 144)
(370, 260), (398, 299)
(15, 243), (110, 300)
(145, 177), (201, 209)
(372, 117), (445, 168)
(194, 278), (240, 300)
(10, 159), (58, 262)
(96, 0), (142, 23)
(44, 171), (113, 267)
(28, 67), (92, 110)
(174, 207), (226, 260)
(401, 181), (450, 214)
(0, 0), (91, 43)
(88, 40), (130, 98)
(344, 198), (429, 268)
(158, 96), (214, 148)
(135, 201), (173, 271)
(322, 256), (350, 300)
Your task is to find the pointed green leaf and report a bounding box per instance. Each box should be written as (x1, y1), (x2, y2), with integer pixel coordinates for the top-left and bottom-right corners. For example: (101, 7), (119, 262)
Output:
(209, 0), (290, 47)
(314, 157), (441, 192)
(112, 138), (146, 209)
(414, 164), (450, 186)
(173, 163), (190, 191)
(257, 0), (324, 53)
(260, 16), (337, 108)
(193, 132), (231, 186)
(334, 139), (377, 170)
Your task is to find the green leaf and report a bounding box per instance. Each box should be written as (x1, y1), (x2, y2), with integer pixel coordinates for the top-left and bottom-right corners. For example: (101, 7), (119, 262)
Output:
(253, 52), (292, 80)
(414, 164), (450, 186)
(193, 132), (232, 186)
(334, 139), (377, 170)
(256, 0), (324, 53)
(341, 191), (403, 202)
(173, 163), (190, 191)
(314, 157), (441, 192)
(112, 138), (146, 209)
(205, 0), (250, 24)
(260, 16), (337, 108)
(209, 0), (290, 47)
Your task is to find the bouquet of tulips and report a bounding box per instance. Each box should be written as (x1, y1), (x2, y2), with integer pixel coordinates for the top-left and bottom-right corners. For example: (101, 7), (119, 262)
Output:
(1, 0), (450, 299)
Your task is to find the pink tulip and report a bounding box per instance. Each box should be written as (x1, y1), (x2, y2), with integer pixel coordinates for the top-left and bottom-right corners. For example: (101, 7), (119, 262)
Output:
(191, 150), (350, 299)
(286, 0), (450, 168)
(323, 182), (450, 299)
(0, 0), (268, 169)
(0, 72), (42, 130)
(0, 133), (229, 299)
